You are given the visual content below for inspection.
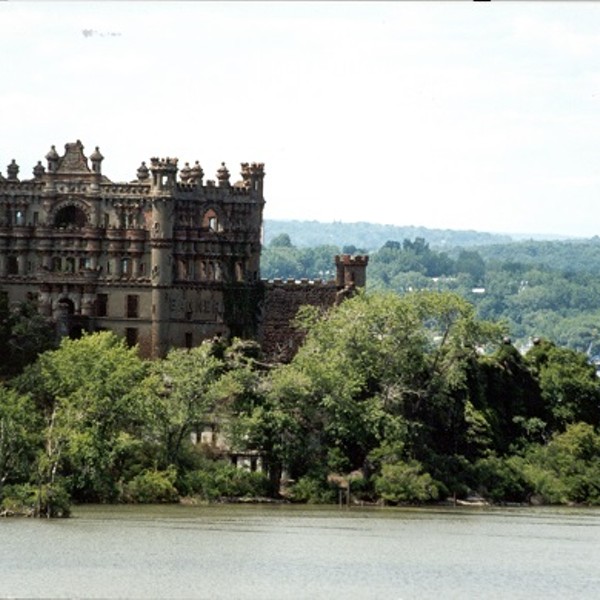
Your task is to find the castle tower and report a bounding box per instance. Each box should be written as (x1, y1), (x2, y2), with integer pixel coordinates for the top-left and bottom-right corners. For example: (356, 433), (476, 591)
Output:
(149, 158), (177, 358)
(335, 254), (369, 289)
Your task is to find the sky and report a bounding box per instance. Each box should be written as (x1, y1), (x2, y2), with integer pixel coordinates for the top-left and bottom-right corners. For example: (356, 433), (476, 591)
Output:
(2, 1), (600, 238)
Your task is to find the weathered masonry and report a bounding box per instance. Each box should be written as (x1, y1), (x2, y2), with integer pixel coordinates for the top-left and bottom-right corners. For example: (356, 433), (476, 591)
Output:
(0, 141), (367, 360)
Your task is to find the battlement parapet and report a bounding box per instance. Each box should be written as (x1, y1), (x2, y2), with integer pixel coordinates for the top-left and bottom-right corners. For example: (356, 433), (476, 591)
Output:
(101, 183), (151, 197)
(335, 254), (369, 266)
(262, 278), (336, 289)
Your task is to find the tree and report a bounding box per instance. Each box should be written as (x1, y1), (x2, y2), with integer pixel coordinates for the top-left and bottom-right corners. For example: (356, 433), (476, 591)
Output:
(14, 331), (148, 503)
(0, 386), (40, 496)
(520, 423), (600, 504)
(269, 233), (293, 248)
(138, 342), (227, 468)
(455, 250), (486, 284)
(0, 299), (56, 378)
(526, 339), (600, 430)
(271, 290), (504, 492)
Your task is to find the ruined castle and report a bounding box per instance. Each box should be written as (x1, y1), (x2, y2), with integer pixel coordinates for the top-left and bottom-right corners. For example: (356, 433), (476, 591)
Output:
(0, 141), (367, 360)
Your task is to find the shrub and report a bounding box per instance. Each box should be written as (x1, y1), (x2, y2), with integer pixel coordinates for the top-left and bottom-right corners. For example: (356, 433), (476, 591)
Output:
(123, 467), (179, 503)
(289, 475), (337, 504)
(374, 460), (439, 504)
(2, 483), (71, 517)
(520, 423), (600, 505)
(472, 455), (531, 503)
(181, 460), (269, 501)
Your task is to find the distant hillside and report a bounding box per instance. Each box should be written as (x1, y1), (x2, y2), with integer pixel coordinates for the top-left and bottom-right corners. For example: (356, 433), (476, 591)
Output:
(263, 220), (514, 251)
(474, 237), (600, 275)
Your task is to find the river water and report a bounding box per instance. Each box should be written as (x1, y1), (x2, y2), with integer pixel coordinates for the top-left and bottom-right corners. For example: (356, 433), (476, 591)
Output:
(0, 504), (598, 599)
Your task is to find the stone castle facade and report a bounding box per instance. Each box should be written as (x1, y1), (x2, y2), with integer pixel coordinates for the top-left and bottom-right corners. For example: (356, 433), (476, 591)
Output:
(0, 141), (367, 360)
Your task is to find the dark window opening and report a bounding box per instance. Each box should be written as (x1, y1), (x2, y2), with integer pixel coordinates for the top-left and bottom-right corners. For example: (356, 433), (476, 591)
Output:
(54, 205), (87, 228)
(7, 256), (18, 275)
(185, 332), (193, 349)
(125, 327), (138, 348)
(96, 294), (108, 317)
(126, 294), (139, 318)
(58, 298), (75, 315)
(80, 257), (91, 270)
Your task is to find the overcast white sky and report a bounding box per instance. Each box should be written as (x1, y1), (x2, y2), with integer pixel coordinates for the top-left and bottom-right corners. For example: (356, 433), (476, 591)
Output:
(2, 1), (600, 237)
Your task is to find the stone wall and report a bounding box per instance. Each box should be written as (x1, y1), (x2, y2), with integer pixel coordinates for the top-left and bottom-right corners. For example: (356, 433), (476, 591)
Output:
(259, 279), (339, 363)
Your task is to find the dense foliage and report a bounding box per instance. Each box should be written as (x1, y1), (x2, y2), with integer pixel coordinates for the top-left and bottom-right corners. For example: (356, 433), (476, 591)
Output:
(1, 289), (599, 516)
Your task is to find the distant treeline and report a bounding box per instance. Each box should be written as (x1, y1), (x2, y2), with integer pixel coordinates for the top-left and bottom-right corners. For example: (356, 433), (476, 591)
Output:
(261, 230), (600, 355)
(263, 219), (515, 251)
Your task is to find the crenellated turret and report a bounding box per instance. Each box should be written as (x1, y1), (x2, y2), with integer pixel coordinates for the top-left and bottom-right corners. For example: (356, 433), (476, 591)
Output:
(149, 157), (178, 192)
(335, 254), (369, 289)
(249, 162), (265, 196)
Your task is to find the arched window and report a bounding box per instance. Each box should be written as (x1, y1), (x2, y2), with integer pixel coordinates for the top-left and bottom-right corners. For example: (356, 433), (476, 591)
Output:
(54, 205), (87, 228)
(202, 209), (219, 232)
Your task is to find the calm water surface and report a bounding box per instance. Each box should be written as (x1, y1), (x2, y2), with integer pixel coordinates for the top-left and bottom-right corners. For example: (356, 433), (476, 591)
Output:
(0, 504), (598, 599)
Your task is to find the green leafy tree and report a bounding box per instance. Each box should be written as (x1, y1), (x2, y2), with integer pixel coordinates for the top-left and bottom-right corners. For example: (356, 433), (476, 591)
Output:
(0, 386), (40, 496)
(269, 233), (293, 248)
(14, 331), (148, 503)
(0, 298), (56, 378)
(269, 290), (504, 495)
(139, 342), (227, 468)
(526, 339), (600, 429)
(521, 423), (600, 504)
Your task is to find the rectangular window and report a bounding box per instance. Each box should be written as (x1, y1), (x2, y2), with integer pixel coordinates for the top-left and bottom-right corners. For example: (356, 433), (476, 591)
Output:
(125, 327), (138, 348)
(7, 256), (18, 275)
(33, 212), (39, 226)
(96, 294), (108, 317)
(126, 294), (139, 318)
(121, 257), (131, 276)
(185, 332), (193, 349)
(52, 257), (61, 272)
